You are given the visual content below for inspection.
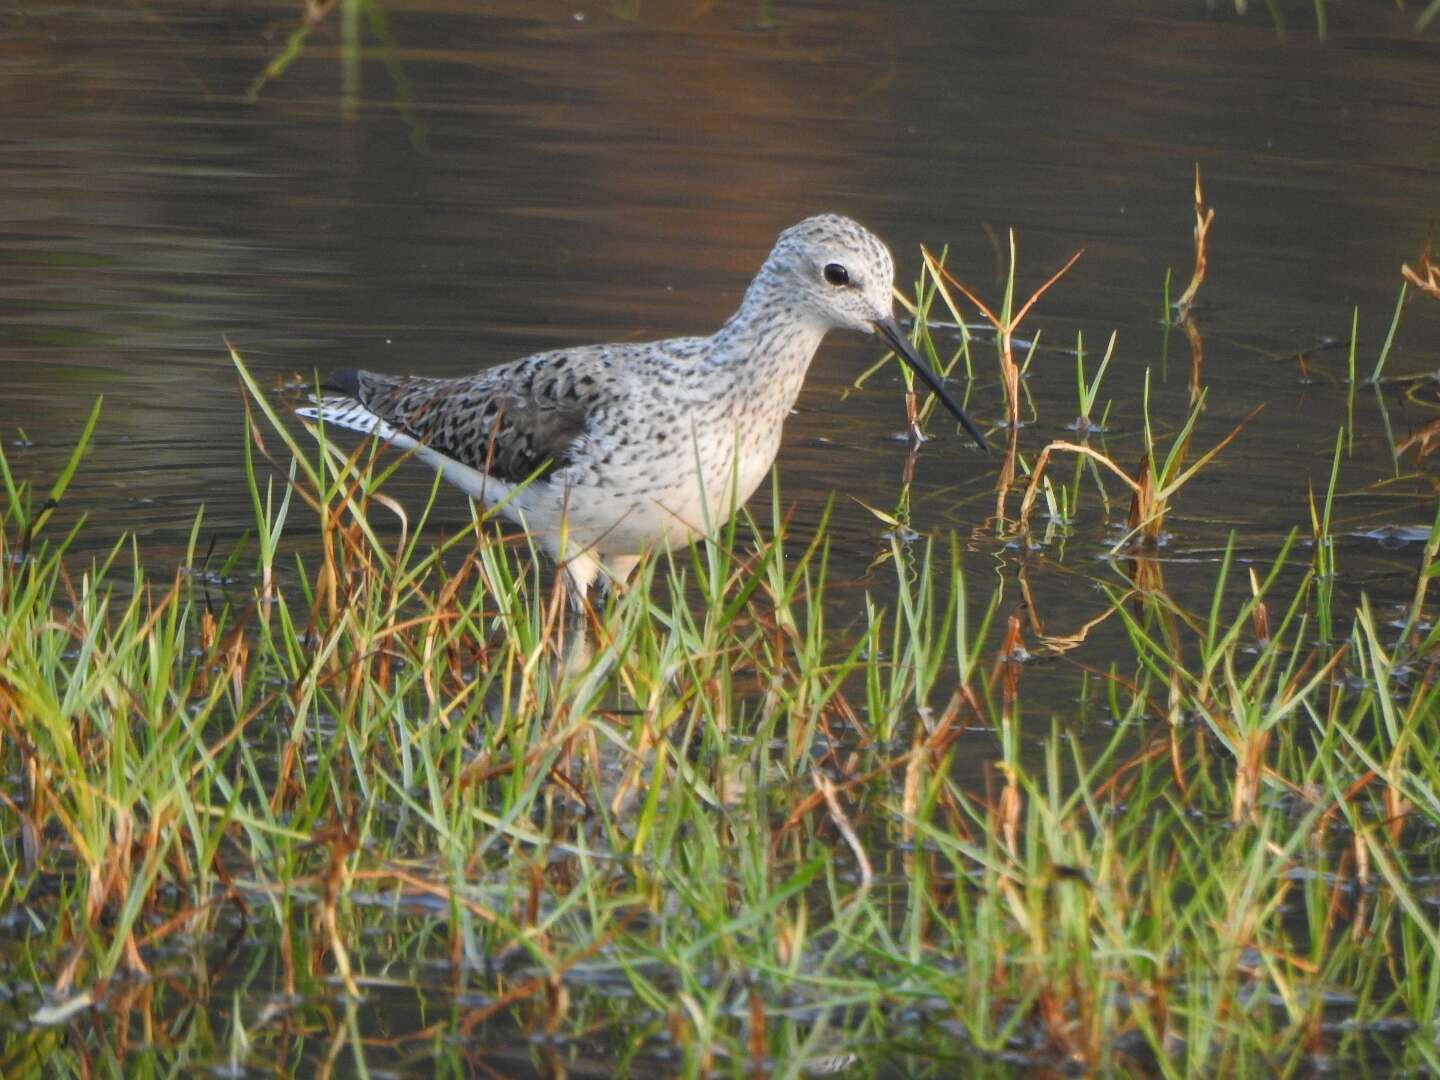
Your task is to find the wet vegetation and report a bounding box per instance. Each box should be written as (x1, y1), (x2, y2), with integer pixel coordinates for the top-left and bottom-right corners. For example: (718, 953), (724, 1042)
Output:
(3, 176), (1440, 1076)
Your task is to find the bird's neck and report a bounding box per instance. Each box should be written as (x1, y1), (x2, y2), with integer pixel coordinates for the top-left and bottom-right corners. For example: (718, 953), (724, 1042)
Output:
(711, 271), (829, 400)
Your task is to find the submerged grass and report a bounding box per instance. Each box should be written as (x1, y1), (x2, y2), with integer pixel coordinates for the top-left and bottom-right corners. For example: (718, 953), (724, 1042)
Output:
(3, 252), (1440, 1076)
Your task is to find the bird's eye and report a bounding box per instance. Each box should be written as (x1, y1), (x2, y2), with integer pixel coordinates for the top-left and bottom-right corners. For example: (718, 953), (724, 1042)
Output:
(823, 263), (850, 287)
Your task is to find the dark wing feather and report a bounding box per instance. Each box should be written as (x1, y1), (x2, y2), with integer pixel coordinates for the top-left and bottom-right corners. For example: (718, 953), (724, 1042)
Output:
(327, 352), (607, 485)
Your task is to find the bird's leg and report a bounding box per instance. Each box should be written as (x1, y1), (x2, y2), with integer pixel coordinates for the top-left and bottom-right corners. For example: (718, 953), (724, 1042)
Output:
(560, 551), (600, 614)
(555, 612), (595, 681)
(598, 554), (642, 598)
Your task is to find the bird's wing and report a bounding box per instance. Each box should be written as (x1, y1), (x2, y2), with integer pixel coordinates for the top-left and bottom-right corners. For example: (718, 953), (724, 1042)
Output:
(316, 348), (620, 485)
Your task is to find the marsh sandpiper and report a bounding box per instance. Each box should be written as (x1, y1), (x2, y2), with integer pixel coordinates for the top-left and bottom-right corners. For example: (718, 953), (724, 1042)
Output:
(297, 214), (988, 600)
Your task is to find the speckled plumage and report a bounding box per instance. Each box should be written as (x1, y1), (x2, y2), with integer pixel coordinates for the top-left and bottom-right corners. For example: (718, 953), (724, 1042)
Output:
(297, 215), (986, 601)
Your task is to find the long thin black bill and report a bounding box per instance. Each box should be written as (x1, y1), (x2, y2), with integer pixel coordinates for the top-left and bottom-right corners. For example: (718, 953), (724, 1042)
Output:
(874, 317), (989, 452)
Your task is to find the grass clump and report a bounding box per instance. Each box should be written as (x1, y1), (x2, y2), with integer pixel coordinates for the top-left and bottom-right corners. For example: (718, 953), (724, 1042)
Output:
(0, 376), (1438, 1075)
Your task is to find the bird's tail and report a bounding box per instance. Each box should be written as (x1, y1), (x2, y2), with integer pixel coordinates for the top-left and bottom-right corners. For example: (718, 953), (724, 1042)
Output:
(296, 391), (504, 501)
(295, 395), (416, 449)
(295, 370), (516, 504)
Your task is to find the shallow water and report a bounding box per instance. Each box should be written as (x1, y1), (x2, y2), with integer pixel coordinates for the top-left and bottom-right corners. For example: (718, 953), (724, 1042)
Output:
(3, 0), (1439, 1072)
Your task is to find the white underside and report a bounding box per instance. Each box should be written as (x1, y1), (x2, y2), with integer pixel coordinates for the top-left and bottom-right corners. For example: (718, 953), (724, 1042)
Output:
(297, 398), (768, 599)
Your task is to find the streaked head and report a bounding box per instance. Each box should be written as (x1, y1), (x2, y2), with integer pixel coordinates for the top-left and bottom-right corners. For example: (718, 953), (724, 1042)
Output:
(766, 214), (898, 336)
(765, 214), (989, 451)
